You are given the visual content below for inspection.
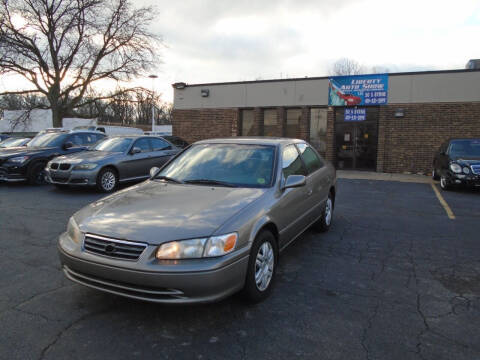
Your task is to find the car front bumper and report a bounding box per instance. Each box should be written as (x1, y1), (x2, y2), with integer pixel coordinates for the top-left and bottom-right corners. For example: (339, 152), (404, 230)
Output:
(0, 165), (27, 182)
(58, 233), (250, 304)
(446, 172), (480, 187)
(45, 167), (99, 186)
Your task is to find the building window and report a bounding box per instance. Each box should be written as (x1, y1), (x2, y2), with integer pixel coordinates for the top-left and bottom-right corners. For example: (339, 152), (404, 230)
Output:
(241, 109), (255, 136)
(263, 109), (278, 137)
(285, 109), (302, 138)
(310, 108), (327, 156)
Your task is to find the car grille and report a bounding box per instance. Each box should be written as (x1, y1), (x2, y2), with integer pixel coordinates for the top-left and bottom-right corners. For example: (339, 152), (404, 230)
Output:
(50, 163), (59, 169)
(59, 163), (71, 170)
(471, 165), (480, 175)
(51, 175), (69, 183)
(83, 234), (147, 261)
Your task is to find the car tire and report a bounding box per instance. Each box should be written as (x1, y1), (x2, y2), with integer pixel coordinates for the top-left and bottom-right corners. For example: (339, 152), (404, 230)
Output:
(440, 175), (451, 191)
(432, 168), (440, 181)
(313, 192), (334, 232)
(96, 167), (118, 193)
(27, 162), (47, 185)
(242, 230), (278, 304)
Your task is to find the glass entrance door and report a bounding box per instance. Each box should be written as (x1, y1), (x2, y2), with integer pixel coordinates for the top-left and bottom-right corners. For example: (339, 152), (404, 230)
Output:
(334, 108), (378, 170)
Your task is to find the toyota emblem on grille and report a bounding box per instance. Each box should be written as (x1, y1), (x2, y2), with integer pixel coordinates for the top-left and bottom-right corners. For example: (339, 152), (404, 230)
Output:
(105, 243), (116, 254)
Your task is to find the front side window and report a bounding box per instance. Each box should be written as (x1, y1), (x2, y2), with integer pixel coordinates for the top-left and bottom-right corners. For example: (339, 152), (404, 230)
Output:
(27, 133), (68, 147)
(282, 144), (307, 179)
(158, 144), (276, 188)
(297, 143), (323, 173)
(94, 137), (133, 152)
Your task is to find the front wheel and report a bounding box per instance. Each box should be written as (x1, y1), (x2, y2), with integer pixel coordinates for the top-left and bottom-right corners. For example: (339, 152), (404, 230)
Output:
(440, 175), (451, 191)
(27, 162), (47, 185)
(96, 167), (118, 193)
(242, 231), (278, 303)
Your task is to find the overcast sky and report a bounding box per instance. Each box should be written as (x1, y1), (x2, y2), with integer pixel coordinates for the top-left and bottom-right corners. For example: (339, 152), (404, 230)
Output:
(137, 0), (480, 102)
(2, 0), (480, 103)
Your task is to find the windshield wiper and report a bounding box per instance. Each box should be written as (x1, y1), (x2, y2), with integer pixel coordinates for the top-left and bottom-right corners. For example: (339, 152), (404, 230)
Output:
(155, 175), (184, 184)
(184, 179), (238, 187)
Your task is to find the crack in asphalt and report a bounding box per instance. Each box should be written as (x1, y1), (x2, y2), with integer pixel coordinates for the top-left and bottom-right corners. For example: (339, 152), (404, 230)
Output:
(360, 300), (381, 360)
(38, 307), (111, 360)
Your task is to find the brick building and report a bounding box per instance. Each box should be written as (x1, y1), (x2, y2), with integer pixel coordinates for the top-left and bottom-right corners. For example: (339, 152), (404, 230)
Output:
(171, 69), (480, 174)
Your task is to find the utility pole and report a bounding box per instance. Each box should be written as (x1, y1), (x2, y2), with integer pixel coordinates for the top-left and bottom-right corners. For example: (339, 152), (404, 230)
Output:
(148, 74), (158, 132)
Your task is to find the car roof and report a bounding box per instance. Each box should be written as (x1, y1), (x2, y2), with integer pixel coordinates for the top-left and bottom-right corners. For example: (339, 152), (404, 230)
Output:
(194, 137), (305, 146)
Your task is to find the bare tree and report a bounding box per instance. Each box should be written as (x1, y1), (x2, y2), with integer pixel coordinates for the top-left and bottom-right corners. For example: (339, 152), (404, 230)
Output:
(0, 0), (161, 127)
(331, 58), (365, 76)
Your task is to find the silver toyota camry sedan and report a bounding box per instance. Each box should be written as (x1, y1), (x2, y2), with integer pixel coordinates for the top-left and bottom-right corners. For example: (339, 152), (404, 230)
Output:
(58, 137), (337, 304)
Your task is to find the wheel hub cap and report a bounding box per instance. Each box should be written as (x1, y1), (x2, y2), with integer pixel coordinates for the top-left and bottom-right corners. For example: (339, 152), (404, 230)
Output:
(325, 198), (332, 226)
(255, 242), (274, 291)
(102, 172), (115, 191)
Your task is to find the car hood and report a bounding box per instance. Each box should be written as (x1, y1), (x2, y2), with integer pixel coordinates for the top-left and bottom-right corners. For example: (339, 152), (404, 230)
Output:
(452, 158), (480, 166)
(0, 146), (55, 158)
(54, 150), (118, 163)
(75, 180), (267, 244)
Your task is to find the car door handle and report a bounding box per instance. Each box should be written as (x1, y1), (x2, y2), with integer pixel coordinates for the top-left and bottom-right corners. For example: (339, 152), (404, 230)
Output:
(307, 189), (313, 196)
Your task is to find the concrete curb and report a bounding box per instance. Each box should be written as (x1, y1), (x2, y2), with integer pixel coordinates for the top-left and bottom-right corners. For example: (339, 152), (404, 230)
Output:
(337, 170), (433, 184)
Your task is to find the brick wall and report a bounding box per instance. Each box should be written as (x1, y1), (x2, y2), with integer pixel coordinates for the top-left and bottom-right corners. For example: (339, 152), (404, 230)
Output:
(172, 108), (239, 144)
(172, 102), (480, 175)
(380, 102), (480, 174)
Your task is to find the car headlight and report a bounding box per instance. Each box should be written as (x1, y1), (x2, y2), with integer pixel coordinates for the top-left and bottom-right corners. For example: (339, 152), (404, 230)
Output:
(462, 167), (470, 174)
(67, 217), (82, 244)
(156, 232), (238, 260)
(450, 163), (462, 173)
(73, 163), (98, 170)
(8, 156), (30, 164)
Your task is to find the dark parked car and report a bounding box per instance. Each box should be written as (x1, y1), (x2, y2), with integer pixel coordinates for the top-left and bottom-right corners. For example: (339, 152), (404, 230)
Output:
(46, 135), (180, 192)
(58, 138), (337, 304)
(0, 131), (105, 184)
(163, 135), (189, 149)
(0, 137), (31, 148)
(433, 138), (480, 190)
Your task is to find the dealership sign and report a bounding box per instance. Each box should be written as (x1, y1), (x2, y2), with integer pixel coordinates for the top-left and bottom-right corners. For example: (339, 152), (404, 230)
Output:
(344, 108), (366, 121)
(328, 74), (389, 106)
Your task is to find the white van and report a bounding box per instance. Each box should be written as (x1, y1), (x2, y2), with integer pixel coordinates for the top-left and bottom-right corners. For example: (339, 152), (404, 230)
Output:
(73, 125), (144, 136)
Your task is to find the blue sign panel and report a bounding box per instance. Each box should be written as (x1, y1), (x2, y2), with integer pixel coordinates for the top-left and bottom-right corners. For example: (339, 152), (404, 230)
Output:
(344, 108), (366, 121)
(329, 74), (389, 106)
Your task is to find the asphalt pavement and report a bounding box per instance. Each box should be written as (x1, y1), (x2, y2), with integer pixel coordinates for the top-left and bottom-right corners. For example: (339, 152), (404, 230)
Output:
(0, 179), (479, 360)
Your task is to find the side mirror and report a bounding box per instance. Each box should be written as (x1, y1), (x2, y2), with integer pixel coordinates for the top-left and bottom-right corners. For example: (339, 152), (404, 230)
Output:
(150, 167), (160, 179)
(63, 142), (73, 150)
(282, 175), (306, 190)
(131, 147), (141, 154)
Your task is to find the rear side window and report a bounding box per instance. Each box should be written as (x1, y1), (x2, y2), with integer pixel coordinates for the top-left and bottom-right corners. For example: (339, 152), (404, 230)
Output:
(297, 143), (323, 173)
(282, 145), (307, 178)
(133, 138), (151, 152)
(150, 138), (171, 151)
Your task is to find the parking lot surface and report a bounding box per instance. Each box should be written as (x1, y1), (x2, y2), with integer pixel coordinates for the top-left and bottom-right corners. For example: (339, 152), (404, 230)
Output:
(1, 179), (479, 360)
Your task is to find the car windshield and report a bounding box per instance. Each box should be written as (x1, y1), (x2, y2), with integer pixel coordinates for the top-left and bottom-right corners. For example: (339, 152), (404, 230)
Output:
(0, 138), (27, 148)
(449, 139), (480, 157)
(94, 137), (133, 152)
(27, 133), (68, 147)
(157, 143), (276, 188)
